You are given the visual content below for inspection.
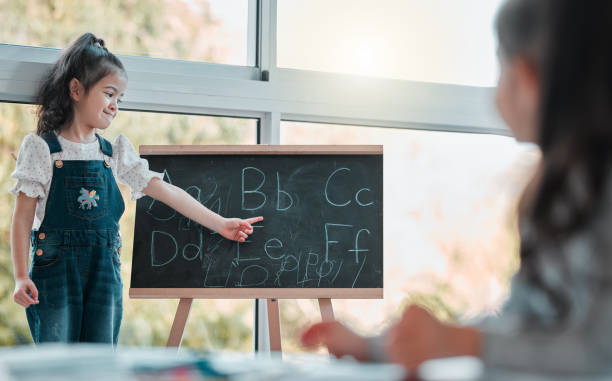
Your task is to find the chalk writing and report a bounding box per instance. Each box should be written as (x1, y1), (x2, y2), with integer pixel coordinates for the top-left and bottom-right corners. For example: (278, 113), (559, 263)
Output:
(276, 172), (294, 211)
(242, 167), (266, 211)
(151, 230), (177, 267)
(325, 168), (351, 207)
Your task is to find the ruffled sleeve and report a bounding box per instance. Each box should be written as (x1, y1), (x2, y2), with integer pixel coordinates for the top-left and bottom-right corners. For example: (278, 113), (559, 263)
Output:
(112, 134), (163, 200)
(9, 133), (53, 199)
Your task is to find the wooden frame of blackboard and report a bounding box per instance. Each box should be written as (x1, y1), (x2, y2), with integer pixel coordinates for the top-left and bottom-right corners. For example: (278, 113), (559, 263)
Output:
(130, 144), (383, 299)
(131, 144), (383, 350)
(138, 144), (382, 155)
(130, 287), (382, 299)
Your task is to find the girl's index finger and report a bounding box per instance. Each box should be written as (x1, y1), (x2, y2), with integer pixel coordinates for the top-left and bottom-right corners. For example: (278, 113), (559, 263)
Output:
(29, 285), (39, 299)
(246, 216), (263, 224)
(23, 292), (37, 305)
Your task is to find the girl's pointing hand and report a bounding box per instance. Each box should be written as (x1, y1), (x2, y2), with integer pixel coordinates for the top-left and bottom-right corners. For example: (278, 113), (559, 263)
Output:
(219, 216), (263, 242)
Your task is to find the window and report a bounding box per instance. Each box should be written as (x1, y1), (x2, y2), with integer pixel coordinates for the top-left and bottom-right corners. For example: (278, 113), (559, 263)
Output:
(0, 0), (252, 66)
(278, 0), (504, 86)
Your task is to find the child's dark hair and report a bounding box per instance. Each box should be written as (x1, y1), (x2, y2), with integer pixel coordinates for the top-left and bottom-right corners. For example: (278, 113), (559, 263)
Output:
(495, 0), (550, 72)
(497, 0), (612, 315)
(36, 33), (126, 135)
(497, 0), (612, 233)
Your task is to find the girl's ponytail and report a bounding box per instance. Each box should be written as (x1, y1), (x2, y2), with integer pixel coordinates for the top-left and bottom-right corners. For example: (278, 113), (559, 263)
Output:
(36, 33), (126, 135)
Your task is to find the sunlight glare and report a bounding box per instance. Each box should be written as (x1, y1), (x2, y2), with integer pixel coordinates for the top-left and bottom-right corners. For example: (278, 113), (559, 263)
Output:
(342, 37), (387, 77)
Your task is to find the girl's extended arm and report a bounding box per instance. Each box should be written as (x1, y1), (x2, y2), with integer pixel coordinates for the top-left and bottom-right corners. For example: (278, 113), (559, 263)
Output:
(11, 192), (39, 307)
(142, 178), (262, 242)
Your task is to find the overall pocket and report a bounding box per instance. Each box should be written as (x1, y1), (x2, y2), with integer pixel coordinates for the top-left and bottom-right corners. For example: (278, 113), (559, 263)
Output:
(31, 244), (65, 269)
(111, 237), (122, 267)
(65, 176), (108, 221)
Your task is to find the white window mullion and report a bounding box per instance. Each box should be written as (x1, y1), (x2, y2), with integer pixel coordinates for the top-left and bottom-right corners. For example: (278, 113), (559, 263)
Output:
(257, 0), (278, 81)
(247, 0), (258, 67)
(259, 111), (281, 144)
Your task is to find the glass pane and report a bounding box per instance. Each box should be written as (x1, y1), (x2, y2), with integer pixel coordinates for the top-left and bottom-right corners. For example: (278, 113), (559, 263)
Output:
(280, 121), (540, 352)
(278, 0), (504, 86)
(0, 102), (257, 347)
(0, 0), (250, 66)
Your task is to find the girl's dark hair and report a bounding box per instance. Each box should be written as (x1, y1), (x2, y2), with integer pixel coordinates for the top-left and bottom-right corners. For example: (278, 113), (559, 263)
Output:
(36, 33), (126, 135)
(497, 1), (612, 316)
(495, 0), (550, 71)
(498, 0), (612, 235)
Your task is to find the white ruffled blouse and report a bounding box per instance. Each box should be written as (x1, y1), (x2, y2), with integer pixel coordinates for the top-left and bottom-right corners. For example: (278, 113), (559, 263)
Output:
(9, 133), (163, 230)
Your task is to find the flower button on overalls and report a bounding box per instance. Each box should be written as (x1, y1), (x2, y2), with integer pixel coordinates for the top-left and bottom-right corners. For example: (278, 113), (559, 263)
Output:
(26, 132), (125, 345)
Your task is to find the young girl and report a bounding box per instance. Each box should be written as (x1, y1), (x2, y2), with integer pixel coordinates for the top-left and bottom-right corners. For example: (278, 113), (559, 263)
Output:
(10, 33), (263, 345)
(302, 0), (612, 375)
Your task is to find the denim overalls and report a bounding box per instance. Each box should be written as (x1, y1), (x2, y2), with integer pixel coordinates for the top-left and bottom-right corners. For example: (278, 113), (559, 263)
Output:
(26, 132), (125, 345)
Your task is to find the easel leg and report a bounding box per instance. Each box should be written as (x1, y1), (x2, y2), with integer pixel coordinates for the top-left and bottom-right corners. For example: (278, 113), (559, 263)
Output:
(167, 298), (193, 348)
(267, 298), (282, 353)
(318, 298), (335, 322)
(318, 298), (335, 357)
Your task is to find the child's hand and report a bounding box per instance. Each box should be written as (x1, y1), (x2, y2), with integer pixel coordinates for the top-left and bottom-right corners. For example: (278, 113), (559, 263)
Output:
(301, 321), (369, 361)
(219, 216), (263, 242)
(13, 277), (39, 308)
(384, 305), (481, 371)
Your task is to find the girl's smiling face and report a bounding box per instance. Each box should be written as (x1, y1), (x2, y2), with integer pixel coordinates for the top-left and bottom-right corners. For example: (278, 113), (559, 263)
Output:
(71, 71), (127, 131)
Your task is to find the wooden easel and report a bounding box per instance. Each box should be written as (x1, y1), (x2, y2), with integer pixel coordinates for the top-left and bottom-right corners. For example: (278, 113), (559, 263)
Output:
(166, 297), (335, 351)
(167, 298), (193, 347)
(130, 145), (384, 350)
(130, 288), (381, 349)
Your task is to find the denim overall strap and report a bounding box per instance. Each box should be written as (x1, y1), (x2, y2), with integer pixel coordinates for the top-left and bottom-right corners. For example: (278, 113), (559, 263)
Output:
(26, 132), (125, 345)
(40, 132), (62, 154)
(96, 133), (113, 157)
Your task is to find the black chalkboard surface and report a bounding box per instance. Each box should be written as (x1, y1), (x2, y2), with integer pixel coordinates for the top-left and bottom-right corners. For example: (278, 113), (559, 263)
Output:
(130, 146), (383, 299)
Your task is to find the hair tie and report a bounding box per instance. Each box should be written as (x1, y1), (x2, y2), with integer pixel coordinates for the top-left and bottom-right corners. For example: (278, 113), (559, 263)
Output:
(94, 38), (105, 48)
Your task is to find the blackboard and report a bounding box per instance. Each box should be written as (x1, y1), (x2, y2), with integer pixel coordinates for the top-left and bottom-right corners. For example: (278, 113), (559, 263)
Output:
(129, 146), (383, 299)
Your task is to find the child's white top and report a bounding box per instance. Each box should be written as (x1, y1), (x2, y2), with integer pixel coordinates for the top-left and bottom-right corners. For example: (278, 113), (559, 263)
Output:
(9, 133), (163, 230)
